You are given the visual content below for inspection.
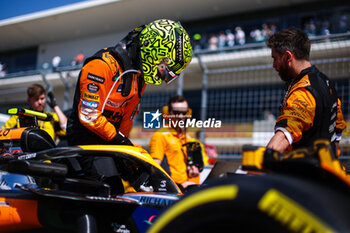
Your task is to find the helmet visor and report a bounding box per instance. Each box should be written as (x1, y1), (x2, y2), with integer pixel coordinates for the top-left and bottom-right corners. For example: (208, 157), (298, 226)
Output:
(156, 59), (179, 84)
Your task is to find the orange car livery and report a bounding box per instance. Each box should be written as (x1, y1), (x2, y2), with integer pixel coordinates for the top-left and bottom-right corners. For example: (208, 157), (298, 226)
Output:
(2, 113), (65, 140)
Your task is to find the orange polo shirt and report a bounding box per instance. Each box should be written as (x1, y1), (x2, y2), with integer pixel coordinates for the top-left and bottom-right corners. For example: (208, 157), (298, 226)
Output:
(149, 127), (208, 185)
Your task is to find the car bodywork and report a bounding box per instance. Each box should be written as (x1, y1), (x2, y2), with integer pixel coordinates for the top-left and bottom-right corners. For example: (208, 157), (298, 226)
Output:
(0, 125), (182, 233)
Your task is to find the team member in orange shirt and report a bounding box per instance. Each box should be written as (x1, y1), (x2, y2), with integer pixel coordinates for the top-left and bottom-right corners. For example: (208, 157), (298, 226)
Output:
(266, 28), (346, 154)
(149, 95), (209, 191)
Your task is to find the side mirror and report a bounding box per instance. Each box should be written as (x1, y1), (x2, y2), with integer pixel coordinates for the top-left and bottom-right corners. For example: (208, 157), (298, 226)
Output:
(21, 128), (56, 152)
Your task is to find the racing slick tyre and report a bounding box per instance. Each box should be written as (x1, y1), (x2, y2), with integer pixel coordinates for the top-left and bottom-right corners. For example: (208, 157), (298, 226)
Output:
(147, 173), (350, 233)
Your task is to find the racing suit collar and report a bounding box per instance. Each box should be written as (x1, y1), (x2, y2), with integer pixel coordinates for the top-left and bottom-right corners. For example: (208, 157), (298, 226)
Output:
(296, 65), (317, 81)
(286, 65), (317, 91)
(112, 28), (145, 97)
(117, 26), (144, 73)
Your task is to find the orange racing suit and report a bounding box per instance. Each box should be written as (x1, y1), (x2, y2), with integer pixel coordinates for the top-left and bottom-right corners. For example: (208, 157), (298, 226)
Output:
(275, 66), (346, 152)
(67, 43), (146, 145)
(65, 28), (147, 192)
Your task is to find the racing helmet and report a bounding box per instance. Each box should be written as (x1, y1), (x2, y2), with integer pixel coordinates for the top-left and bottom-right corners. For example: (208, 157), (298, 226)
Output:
(139, 19), (193, 85)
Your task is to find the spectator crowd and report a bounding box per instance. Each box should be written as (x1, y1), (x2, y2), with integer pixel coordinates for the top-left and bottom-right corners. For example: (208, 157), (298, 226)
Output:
(192, 23), (279, 51)
(191, 10), (349, 51)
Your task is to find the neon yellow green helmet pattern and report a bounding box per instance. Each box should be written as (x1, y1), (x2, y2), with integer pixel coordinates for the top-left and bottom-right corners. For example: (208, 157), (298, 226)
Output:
(140, 19), (193, 85)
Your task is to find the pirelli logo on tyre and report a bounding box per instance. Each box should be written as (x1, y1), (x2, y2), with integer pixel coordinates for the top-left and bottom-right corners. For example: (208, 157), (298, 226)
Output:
(87, 73), (105, 84)
(83, 92), (100, 101)
(258, 189), (334, 233)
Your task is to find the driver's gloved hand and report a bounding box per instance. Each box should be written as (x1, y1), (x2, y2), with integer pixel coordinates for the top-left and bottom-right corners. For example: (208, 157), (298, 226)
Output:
(47, 91), (57, 109)
(111, 131), (133, 146)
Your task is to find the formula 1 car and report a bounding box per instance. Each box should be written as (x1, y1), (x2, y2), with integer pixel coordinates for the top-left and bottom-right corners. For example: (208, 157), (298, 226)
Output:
(3, 108), (350, 233)
(0, 108), (182, 233)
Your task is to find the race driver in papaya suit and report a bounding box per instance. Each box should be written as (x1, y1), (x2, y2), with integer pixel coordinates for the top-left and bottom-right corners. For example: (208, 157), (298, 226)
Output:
(66, 19), (192, 192)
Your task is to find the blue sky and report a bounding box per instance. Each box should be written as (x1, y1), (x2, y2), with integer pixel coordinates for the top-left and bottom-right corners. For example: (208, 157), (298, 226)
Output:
(0, 0), (87, 20)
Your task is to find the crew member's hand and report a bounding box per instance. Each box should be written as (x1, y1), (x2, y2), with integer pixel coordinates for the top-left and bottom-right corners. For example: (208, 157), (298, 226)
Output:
(187, 165), (199, 178)
(181, 180), (196, 189)
(47, 91), (57, 109)
(111, 131), (133, 146)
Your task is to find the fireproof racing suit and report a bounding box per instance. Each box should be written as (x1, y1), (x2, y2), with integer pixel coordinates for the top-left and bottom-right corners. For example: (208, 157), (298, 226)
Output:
(275, 66), (347, 152)
(67, 30), (146, 146)
(66, 29), (146, 192)
(149, 127), (209, 185)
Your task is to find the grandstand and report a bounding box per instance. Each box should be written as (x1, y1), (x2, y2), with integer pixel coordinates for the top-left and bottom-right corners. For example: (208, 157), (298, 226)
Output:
(0, 0), (349, 157)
